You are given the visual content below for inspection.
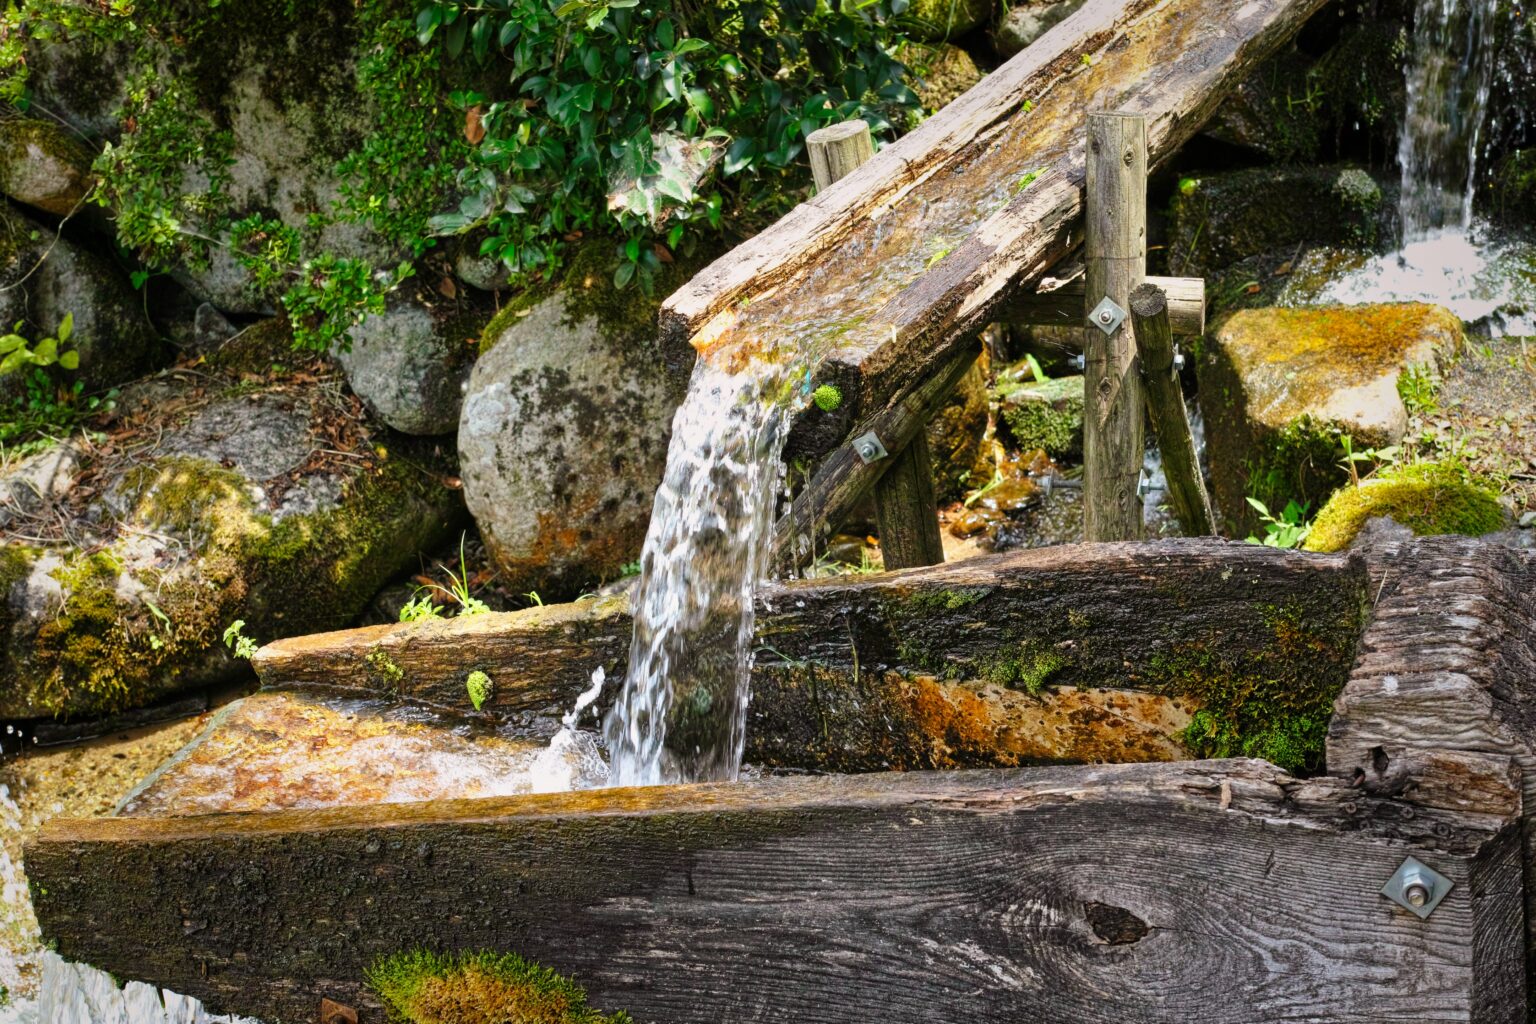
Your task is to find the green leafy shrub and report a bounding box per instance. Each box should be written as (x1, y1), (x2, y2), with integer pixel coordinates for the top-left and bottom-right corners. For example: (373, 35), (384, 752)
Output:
(0, 313), (78, 375)
(368, 949), (632, 1024)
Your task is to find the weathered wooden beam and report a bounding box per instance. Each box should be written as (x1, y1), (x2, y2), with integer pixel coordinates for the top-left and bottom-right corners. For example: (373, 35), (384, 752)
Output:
(1082, 111), (1147, 541)
(27, 758), (1526, 1024)
(774, 342), (978, 572)
(253, 540), (1371, 773)
(1326, 534), (1536, 998)
(1130, 282), (1214, 535)
(1006, 275), (1206, 335)
(661, 0), (1329, 454)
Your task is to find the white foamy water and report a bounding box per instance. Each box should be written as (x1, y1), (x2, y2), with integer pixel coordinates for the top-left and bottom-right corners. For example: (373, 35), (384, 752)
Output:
(606, 357), (796, 787)
(0, 952), (260, 1024)
(1302, 225), (1536, 336)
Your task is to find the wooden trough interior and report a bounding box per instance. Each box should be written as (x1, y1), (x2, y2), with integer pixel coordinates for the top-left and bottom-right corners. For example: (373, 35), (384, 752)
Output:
(24, 536), (1536, 1023)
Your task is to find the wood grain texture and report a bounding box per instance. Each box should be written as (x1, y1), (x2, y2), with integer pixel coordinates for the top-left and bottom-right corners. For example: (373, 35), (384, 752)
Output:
(1327, 532), (1536, 1002)
(873, 434), (946, 569)
(1006, 274), (1206, 334)
(807, 120), (875, 192)
(27, 758), (1524, 1024)
(1130, 282), (1214, 535)
(1082, 112), (1147, 541)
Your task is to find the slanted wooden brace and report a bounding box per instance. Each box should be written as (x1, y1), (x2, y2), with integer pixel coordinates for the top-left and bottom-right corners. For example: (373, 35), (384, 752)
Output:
(807, 119), (950, 569)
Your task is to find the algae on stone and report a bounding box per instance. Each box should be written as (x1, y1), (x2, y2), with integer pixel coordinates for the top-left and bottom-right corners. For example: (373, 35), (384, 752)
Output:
(994, 374), (1084, 458)
(1303, 462), (1507, 553)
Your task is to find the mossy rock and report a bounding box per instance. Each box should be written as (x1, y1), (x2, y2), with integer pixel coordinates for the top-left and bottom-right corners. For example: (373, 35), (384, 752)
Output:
(896, 41), (984, 114)
(1196, 303), (1462, 537)
(994, 372), (1083, 458)
(368, 950), (631, 1024)
(1168, 165), (1386, 279)
(0, 376), (467, 719)
(1303, 462), (1507, 553)
(900, 0), (993, 42)
(0, 116), (97, 217)
(992, 0), (1087, 59)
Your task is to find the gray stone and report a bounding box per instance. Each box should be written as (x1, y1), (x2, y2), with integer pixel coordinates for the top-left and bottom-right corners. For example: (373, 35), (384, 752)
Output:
(335, 290), (478, 436)
(193, 303), (238, 350)
(0, 117), (96, 218)
(459, 290), (683, 597)
(992, 0), (1088, 58)
(0, 443), (80, 532)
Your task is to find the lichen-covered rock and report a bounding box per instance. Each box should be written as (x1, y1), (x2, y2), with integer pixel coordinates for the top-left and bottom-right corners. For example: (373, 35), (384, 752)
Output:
(0, 205), (157, 394)
(897, 42), (984, 114)
(1302, 462), (1507, 553)
(0, 364), (466, 720)
(925, 356), (995, 503)
(1169, 165), (1386, 278)
(336, 284), (482, 436)
(459, 277), (683, 598)
(901, 0), (992, 41)
(0, 117), (96, 217)
(1197, 303), (1463, 536)
(994, 372), (1083, 458)
(992, 0), (1087, 59)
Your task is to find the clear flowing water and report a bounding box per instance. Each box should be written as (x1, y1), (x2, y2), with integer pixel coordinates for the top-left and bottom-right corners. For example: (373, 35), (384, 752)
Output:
(1398, 0), (1499, 241)
(605, 357), (798, 787)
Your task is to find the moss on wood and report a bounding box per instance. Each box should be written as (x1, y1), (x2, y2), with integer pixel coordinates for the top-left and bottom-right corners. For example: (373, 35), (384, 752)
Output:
(368, 950), (631, 1024)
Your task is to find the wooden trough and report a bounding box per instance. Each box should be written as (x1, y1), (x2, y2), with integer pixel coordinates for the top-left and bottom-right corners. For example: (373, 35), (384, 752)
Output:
(24, 537), (1536, 1023)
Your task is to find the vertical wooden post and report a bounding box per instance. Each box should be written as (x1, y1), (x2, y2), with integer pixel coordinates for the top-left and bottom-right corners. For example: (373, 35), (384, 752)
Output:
(806, 119), (945, 570)
(1082, 112), (1147, 541)
(807, 120), (876, 192)
(1129, 283), (1215, 535)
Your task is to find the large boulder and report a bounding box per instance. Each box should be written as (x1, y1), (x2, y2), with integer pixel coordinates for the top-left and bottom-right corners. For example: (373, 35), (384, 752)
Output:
(459, 273), (684, 598)
(335, 282), (483, 436)
(1168, 165), (1386, 279)
(1197, 303), (1462, 536)
(0, 205), (157, 394)
(0, 117), (96, 218)
(0, 338), (467, 719)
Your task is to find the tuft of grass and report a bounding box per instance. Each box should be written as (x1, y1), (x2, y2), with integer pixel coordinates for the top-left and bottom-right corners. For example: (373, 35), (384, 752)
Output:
(367, 950), (631, 1024)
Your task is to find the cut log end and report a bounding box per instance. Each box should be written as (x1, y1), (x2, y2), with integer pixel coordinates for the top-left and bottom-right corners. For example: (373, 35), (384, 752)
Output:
(1130, 281), (1168, 318)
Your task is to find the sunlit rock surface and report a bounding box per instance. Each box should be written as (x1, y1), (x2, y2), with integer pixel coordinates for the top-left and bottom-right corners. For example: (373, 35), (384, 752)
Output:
(1198, 303), (1463, 535)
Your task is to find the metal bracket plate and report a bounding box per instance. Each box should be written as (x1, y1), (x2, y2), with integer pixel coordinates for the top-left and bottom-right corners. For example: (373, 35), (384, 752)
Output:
(1089, 296), (1128, 336)
(1381, 856), (1453, 919)
(852, 431), (889, 465)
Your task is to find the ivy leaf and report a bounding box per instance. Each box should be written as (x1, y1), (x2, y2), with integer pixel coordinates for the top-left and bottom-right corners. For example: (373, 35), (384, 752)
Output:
(58, 350), (80, 371)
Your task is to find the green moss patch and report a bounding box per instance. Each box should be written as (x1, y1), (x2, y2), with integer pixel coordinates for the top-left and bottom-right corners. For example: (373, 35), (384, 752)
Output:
(367, 950), (631, 1024)
(1303, 462), (1507, 553)
(994, 374), (1083, 457)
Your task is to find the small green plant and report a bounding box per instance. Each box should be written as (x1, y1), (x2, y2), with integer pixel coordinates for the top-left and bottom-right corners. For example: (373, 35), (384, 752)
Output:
(425, 534), (491, 616)
(1023, 352), (1049, 383)
(1011, 167), (1044, 195)
(1337, 434), (1399, 488)
(1397, 363), (1440, 416)
(812, 384), (843, 412)
(618, 559), (643, 577)
(222, 620), (259, 660)
(466, 670), (493, 711)
(399, 591), (445, 623)
(525, 590), (544, 607)
(366, 648), (406, 689)
(924, 242), (954, 270)
(368, 949), (631, 1024)
(0, 314), (79, 376)
(1245, 497), (1312, 549)
(1178, 176), (1200, 197)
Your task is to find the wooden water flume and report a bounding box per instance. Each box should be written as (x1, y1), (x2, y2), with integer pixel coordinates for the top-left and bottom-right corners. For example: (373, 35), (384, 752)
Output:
(30, 1), (1536, 1021)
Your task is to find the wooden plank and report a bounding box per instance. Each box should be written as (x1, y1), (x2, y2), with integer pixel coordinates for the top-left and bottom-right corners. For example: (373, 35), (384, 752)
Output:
(1326, 534), (1536, 999)
(1130, 282), (1214, 535)
(661, 0), (1329, 442)
(807, 120), (875, 192)
(252, 540), (1371, 773)
(27, 758), (1525, 1024)
(1082, 111), (1147, 541)
(1006, 274), (1206, 335)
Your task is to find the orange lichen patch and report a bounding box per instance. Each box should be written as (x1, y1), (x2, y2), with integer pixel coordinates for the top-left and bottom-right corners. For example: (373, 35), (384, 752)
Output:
(117, 691), (545, 817)
(894, 674), (1193, 767)
(1214, 303), (1462, 436)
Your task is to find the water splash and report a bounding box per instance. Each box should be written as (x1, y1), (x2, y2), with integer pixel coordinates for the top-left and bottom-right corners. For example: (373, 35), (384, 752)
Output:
(1, 952), (261, 1024)
(1398, 0), (1499, 240)
(527, 668), (610, 794)
(605, 357), (796, 787)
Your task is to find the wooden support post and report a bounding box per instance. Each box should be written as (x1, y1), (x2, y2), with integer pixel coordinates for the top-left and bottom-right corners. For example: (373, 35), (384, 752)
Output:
(806, 119), (946, 570)
(1007, 275), (1206, 336)
(1083, 112), (1147, 542)
(806, 120), (876, 192)
(1129, 283), (1214, 535)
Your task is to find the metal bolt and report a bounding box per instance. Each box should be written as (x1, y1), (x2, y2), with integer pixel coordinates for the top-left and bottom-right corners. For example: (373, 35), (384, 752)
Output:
(1382, 856), (1452, 919)
(1071, 354), (1086, 371)
(1098, 310), (1114, 325)
(1404, 881), (1431, 908)
(1172, 352), (1187, 372)
(851, 431), (888, 465)
(857, 441), (878, 459)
